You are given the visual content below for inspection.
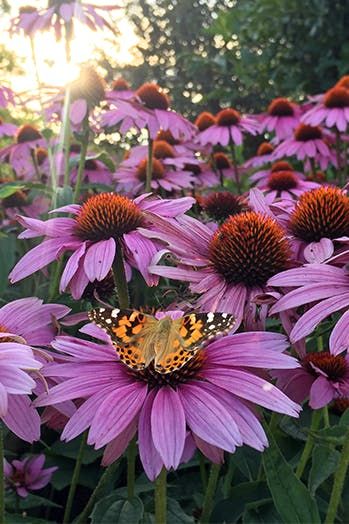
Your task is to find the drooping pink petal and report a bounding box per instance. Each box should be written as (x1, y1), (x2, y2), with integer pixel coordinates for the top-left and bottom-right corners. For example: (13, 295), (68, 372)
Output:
(138, 390), (163, 481)
(309, 376), (334, 409)
(83, 238), (116, 282)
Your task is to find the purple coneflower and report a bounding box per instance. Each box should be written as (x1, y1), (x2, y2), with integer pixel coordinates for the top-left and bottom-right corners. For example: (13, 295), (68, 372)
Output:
(147, 209), (292, 329)
(35, 320), (300, 480)
(0, 117), (17, 138)
(244, 142), (275, 169)
(9, 193), (194, 298)
(197, 108), (259, 147)
(253, 167), (319, 203)
(258, 98), (301, 141)
(106, 77), (134, 101)
(0, 124), (46, 179)
(0, 297), (69, 442)
(4, 455), (57, 498)
(302, 86), (349, 132)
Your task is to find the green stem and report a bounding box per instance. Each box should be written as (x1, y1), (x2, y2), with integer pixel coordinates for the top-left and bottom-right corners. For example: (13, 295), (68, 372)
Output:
(75, 460), (120, 524)
(113, 243), (130, 309)
(325, 426), (349, 524)
(223, 455), (234, 498)
(230, 144), (241, 194)
(269, 412), (280, 433)
(155, 467), (167, 524)
(0, 425), (4, 524)
(295, 409), (322, 479)
(200, 463), (220, 524)
(48, 258), (64, 302)
(145, 134), (153, 193)
(73, 121), (89, 203)
(127, 437), (137, 501)
(62, 88), (72, 187)
(199, 454), (208, 491)
(309, 157), (317, 179)
(323, 405), (330, 428)
(63, 432), (87, 524)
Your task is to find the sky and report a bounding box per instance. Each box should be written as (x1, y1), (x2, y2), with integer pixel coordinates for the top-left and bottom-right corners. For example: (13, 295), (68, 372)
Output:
(1, 1), (139, 93)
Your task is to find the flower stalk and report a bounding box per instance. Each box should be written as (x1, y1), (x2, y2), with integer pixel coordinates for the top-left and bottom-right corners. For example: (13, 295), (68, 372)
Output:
(126, 437), (137, 501)
(63, 431), (87, 524)
(73, 118), (89, 203)
(295, 409), (322, 479)
(155, 467), (167, 524)
(113, 243), (130, 309)
(325, 426), (349, 524)
(200, 463), (220, 524)
(145, 133), (153, 193)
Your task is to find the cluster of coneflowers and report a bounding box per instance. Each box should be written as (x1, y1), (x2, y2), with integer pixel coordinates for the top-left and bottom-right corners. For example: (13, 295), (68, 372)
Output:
(1, 1), (349, 523)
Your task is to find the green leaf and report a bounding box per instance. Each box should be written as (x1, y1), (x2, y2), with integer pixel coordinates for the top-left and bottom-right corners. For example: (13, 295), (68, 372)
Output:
(0, 183), (25, 199)
(50, 436), (102, 464)
(55, 186), (74, 208)
(0, 234), (15, 294)
(19, 493), (62, 509)
(91, 494), (144, 524)
(308, 445), (340, 496)
(262, 431), (321, 524)
(167, 498), (194, 523)
(243, 502), (280, 524)
(339, 408), (349, 426)
(93, 152), (115, 172)
(311, 425), (347, 445)
(229, 447), (261, 480)
(211, 481), (270, 523)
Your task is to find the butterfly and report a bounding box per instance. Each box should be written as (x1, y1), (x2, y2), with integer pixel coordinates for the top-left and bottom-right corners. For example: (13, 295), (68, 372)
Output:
(88, 308), (236, 374)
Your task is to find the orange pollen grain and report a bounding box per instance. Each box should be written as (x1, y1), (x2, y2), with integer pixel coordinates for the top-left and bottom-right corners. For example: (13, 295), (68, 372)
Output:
(136, 83), (169, 110)
(216, 108), (241, 126)
(257, 142), (274, 156)
(303, 352), (347, 381)
(74, 193), (144, 242)
(289, 186), (349, 242)
(136, 158), (165, 181)
(268, 171), (299, 191)
(294, 124), (322, 141)
(268, 97), (295, 116)
(195, 112), (216, 131)
(324, 87), (349, 108)
(153, 140), (175, 159)
(16, 124), (42, 144)
(208, 211), (291, 287)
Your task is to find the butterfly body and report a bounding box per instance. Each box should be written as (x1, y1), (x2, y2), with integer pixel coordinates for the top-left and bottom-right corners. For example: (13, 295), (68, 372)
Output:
(88, 308), (236, 374)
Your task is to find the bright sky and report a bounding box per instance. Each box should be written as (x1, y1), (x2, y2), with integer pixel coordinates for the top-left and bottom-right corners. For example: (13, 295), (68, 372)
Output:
(0, 1), (139, 94)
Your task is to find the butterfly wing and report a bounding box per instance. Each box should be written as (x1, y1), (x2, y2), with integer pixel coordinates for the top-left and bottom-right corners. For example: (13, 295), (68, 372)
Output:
(154, 312), (236, 374)
(88, 308), (154, 370)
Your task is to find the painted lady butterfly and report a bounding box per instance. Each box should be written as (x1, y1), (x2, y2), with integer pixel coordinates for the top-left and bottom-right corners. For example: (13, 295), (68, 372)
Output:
(88, 308), (236, 374)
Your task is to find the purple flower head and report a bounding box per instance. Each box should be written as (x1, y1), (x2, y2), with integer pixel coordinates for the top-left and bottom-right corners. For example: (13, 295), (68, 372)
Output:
(101, 83), (196, 140)
(35, 318), (300, 480)
(258, 98), (301, 142)
(9, 193), (195, 298)
(4, 455), (57, 498)
(197, 108), (259, 147)
(146, 206), (292, 330)
(0, 125), (46, 180)
(302, 86), (349, 132)
(243, 142), (275, 169)
(0, 297), (69, 442)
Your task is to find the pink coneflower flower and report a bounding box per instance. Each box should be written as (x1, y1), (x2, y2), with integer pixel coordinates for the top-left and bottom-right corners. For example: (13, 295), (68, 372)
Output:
(35, 320), (300, 479)
(302, 86), (349, 132)
(71, 157), (113, 186)
(1, 191), (49, 229)
(259, 98), (301, 141)
(272, 124), (335, 170)
(211, 152), (237, 181)
(244, 142), (275, 169)
(198, 192), (249, 223)
(250, 160), (305, 186)
(282, 186), (349, 263)
(11, 2), (119, 39)
(197, 108), (259, 147)
(0, 85), (15, 108)
(253, 167), (319, 203)
(4, 455), (58, 498)
(182, 162), (219, 189)
(0, 297), (69, 442)
(147, 210), (292, 329)
(114, 157), (195, 195)
(0, 117), (17, 138)
(194, 112), (216, 132)
(101, 83), (195, 141)
(9, 193), (195, 298)
(269, 262), (349, 343)
(106, 77), (134, 101)
(0, 124), (46, 179)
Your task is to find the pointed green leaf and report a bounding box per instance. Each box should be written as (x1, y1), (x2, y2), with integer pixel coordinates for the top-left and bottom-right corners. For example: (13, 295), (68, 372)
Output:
(308, 445), (340, 496)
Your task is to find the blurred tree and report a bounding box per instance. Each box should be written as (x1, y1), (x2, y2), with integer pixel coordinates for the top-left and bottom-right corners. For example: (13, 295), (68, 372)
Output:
(112, 0), (349, 116)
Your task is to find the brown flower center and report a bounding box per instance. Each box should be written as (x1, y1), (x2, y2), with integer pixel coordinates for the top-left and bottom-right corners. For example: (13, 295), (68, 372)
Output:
(268, 98), (295, 117)
(20, 6), (37, 14)
(129, 350), (205, 386)
(331, 398), (349, 414)
(82, 271), (115, 300)
(294, 124), (322, 141)
(209, 211), (291, 287)
(136, 83), (169, 110)
(136, 158), (165, 181)
(303, 352), (347, 381)
(195, 112), (216, 132)
(70, 66), (105, 108)
(271, 161), (293, 172)
(153, 141), (175, 159)
(324, 87), (349, 108)
(216, 108), (241, 126)
(257, 142), (274, 156)
(16, 125), (42, 144)
(289, 187), (349, 242)
(84, 159), (99, 170)
(184, 163), (201, 176)
(35, 147), (48, 166)
(268, 171), (299, 191)
(336, 76), (349, 90)
(213, 152), (231, 170)
(111, 77), (130, 91)
(156, 129), (179, 145)
(201, 192), (249, 222)
(75, 193), (144, 242)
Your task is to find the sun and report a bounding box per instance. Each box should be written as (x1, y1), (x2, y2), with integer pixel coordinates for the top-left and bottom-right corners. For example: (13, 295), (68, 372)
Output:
(0, 1), (139, 93)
